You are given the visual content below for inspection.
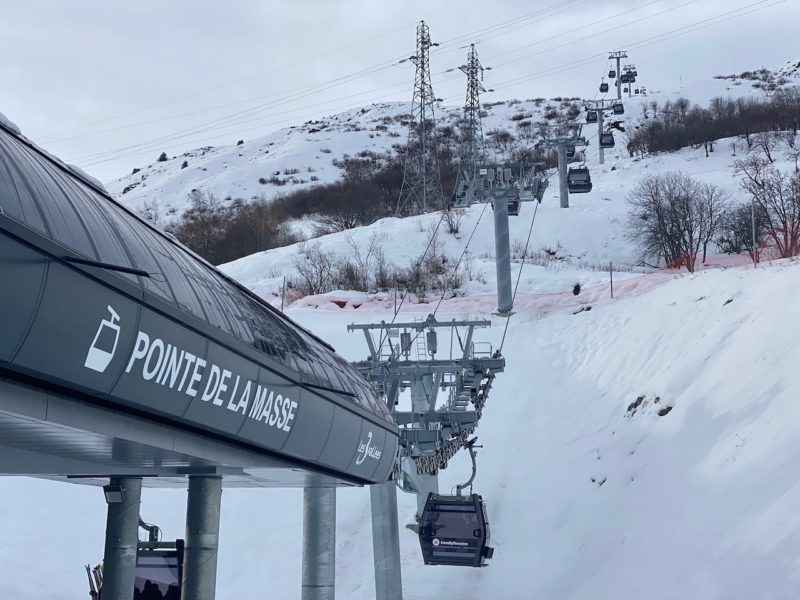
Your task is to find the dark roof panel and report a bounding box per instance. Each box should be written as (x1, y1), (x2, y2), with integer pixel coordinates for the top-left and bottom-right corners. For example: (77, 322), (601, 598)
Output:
(0, 124), (393, 424)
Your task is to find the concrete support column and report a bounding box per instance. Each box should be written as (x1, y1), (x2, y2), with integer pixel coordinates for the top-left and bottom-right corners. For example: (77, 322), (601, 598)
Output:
(102, 477), (143, 600)
(182, 475), (223, 600)
(370, 482), (403, 600)
(558, 143), (569, 209)
(302, 487), (336, 600)
(598, 110), (605, 166)
(414, 472), (439, 521)
(410, 377), (439, 520)
(493, 196), (512, 314)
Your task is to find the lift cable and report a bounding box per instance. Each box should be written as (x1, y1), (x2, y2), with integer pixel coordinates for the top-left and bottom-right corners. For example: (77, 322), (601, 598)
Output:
(375, 209), (449, 355)
(498, 165), (569, 352)
(391, 198), (492, 358)
(486, 0), (784, 94)
(431, 201), (491, 318)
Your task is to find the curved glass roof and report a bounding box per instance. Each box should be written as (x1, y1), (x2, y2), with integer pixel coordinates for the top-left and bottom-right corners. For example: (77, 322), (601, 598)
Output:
(0, 125), (391, 422)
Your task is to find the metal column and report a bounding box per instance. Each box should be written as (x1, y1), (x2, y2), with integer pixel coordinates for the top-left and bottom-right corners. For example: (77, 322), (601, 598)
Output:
(302, 487), (336, 600)
(411, 378), (439, 520)
(558, 143), (569, 208)
(616, 55), (623, 100)
(102, 477), (143, 600)
(493, 196), (513, 313)
(370, 482), (403, 600)
(182, 475), (223, 600)
(598, 110), (605, 166)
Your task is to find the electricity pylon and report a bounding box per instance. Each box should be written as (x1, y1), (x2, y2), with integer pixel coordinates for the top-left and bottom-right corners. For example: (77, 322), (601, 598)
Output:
(459, 44), (486, 177)
(396, 21), (445, 216)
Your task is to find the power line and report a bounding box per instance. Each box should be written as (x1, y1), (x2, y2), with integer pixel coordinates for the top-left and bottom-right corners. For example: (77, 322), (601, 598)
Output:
(35, 21), (418, 141)
(70, 65), (417, 165)
(74, 0), (784, 170)
(485, 0), (785, 94)
(58, 0), (683, 164)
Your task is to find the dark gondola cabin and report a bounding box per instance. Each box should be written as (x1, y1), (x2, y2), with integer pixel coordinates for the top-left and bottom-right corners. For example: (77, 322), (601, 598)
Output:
(507, 199), (520, 216)
(567, 167), (592, 193)
(600, 132), (615, 148)
(134, 540), (184, 599)
(418, 493), (493, 567)
(566, 145), (576, 159)
(599, 82), (609, 93)
(612, 102), (625, 115)
(608, 69), (616, 78)
(586, 110), (598, 123)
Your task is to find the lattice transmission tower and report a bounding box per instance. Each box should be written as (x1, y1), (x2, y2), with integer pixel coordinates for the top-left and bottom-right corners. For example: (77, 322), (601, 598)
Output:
(396, 20), (444, 216)
(459, 43), (487, 176)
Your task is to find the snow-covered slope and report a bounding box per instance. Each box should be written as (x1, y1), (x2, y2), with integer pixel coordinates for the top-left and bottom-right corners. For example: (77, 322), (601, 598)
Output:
(218, 128), (798, 309)
(106, 60), (800, 222)
(4, 62), (800, 599)
(4, 258), (800, 599)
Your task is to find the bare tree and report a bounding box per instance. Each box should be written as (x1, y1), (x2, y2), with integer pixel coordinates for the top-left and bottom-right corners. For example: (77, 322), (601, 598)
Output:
(627, 172), (726, 272)
(140, 197), (163, 228)
(696, 182), (730, 262)
(736, 156), (800, 258)
(716, 202), (768, 260)
(293, 241), (336, 295)
(344, 232), (382, 292)
(443, 207), (465, 236)
(752, 131), (776, 163)
(786, 146), (800, 173)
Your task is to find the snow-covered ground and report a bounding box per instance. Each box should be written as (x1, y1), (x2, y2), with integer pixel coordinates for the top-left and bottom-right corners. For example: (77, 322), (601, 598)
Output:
(3, 257), (800, 599)
(4, 62), (800, 599)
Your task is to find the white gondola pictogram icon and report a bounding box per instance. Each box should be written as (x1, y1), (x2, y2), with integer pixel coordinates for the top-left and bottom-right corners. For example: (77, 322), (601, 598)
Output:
(84, 305), (121, 373)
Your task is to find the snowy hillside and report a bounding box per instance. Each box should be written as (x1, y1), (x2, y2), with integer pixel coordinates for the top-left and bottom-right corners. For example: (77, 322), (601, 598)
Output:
(106, 60), (800, 223)
(218, 130), (797, 310)
(4, 60), (800, 599)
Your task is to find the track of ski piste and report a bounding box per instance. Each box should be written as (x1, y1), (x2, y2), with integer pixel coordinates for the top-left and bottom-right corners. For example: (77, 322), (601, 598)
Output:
(5, 63), (800, 599)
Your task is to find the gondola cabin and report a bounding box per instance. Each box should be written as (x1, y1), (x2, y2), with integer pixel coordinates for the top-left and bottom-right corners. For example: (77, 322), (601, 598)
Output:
(567, 167), (592, 194)
(507, 199), (520, 216)
(418, 493), (493, 567)
(88, 539), (185, 598)
(600, 132), (615, 148)
(599, 82), (609, 93)
(586, 110), (598, 123)
(135, 540), (184, 598)
(608, 69), (616, 78)
(566, 145), (576, 159)
(612, 102), (625, 115)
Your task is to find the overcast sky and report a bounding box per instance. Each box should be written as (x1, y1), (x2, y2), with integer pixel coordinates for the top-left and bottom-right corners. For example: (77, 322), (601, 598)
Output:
(1, 0), (796, 181)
